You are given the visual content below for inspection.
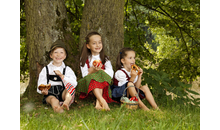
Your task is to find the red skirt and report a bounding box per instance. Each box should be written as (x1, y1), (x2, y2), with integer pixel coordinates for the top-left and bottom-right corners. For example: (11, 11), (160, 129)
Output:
(79, 79), (116, 103)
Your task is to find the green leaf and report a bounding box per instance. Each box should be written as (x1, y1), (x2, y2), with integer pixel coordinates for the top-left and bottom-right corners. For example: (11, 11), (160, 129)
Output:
(161, 81), (169, 88)
(151, 74), (160, 81)
(186, 89), (200, 95)
(160, 72), (168, 80)
(184, 84), (192, 88)
(145, 78), (153, 84)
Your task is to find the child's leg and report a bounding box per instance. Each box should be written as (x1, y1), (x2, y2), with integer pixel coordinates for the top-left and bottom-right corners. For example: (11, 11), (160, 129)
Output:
(94, 89), (103, 109)
(46, 96), (64, 113)
(127, 82), (149, 111)
(92, 88), (110, 111)
(61, 89), (72, 110)
(95, 99), (102, 110)
(139, 85), (158, 109)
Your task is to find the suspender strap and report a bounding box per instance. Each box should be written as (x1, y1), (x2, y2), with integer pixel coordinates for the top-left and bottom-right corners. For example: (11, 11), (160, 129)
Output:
(120, 69), (130, 81)
(46, 66), (49, 84)
(63, 66), (66, 75)
(86, 59), (90, 68)
(61, 66), (66, 88)
(45, 65), (66, 84)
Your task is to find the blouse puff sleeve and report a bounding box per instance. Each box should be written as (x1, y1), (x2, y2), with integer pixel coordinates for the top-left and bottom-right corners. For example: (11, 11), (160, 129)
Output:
(80, 63), (89, 78)
(62, 66), (78, 87)
(103, 60), (114, 79)
(114, 69), (138, 87)
(114, 70), (128, 87)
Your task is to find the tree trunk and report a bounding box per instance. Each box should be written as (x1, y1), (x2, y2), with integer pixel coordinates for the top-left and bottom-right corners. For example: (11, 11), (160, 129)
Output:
(24, 0), (79, 99)
(79, 0), (125, 69)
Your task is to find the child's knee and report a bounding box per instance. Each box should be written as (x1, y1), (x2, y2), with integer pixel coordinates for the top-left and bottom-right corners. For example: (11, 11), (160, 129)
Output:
(141, 85), (150, 92)
(127, 82), (134, 87)
(50, 97), (59, 102)
(65, 92), (72, 99)
(46, 96), (58, 104)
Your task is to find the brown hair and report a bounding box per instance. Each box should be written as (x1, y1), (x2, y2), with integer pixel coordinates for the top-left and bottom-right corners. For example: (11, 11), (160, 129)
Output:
(49, 40), (68, 59)
(80, 31), (109, 67)
(49, 47), (67, 58)
(116, 47), (135, 70)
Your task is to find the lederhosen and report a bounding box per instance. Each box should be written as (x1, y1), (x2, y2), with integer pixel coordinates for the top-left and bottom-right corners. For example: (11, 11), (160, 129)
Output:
(42, 65), (67, 104)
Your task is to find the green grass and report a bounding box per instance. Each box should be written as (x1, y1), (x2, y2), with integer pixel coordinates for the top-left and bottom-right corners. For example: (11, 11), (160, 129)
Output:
(20, 96), (200, 130)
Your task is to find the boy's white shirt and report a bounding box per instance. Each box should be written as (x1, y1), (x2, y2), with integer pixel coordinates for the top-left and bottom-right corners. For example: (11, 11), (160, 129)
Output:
(114, 68), (138, 87)
(37, 61), (77, 94)
(80, 54), (114, 78)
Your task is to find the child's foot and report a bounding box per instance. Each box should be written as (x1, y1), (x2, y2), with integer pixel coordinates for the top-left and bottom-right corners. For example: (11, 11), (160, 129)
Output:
(54, 106), (64, 113)
(153, 107), (161, 111)
(95, 105), (103, 110)
(95, 100), (103, 110)
(139, 105), (149, 111)
(61, 103), (69, 110)
(100, 99), (110, 111)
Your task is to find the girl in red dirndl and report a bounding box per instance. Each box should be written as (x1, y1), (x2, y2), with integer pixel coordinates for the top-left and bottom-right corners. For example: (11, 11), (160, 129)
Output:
(77, 31), (116, 111)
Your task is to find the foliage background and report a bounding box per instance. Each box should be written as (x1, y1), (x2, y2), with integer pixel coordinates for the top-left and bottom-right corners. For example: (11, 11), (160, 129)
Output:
(20, 0), (200, 106)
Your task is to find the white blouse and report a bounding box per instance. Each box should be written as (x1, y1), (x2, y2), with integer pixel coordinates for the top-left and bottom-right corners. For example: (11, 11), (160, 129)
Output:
(80, 54), (114, 78)
(114, 68), (138, 86)
(37, 61), (77, 94)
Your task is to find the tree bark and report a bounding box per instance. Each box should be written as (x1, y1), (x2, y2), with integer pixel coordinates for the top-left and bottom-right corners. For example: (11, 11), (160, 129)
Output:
(24, 0), (79, 99)
(79, 0), (125, 69)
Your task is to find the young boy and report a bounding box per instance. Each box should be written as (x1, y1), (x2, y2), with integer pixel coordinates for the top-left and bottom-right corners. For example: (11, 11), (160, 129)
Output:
(37, 40), (77, 113)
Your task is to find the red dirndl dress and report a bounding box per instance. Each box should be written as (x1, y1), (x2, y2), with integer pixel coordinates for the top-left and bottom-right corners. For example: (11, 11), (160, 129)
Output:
(78, 59), (116, 103)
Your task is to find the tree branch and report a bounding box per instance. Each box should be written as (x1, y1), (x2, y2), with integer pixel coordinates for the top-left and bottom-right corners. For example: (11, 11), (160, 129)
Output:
(132, 0), (200, 45)
(158, 6), (191, 67)
(131, 3), (154, 61)
(132, 0), (167, 16)
(132, 0), (194, 67)
(131, 3), (139, 27)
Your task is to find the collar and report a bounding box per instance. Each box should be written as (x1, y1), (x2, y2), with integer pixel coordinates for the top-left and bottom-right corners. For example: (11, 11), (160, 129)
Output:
(89, 54), (100, 61)
(48, 61), (66, 68)
(121, 68), (131, 75)
(92, 54), (100, 59)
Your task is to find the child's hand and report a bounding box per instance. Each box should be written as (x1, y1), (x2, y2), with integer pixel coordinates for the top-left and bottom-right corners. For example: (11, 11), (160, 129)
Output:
(129, 69), (138, 83)
(88, 67), (94, 74)
(41, 88), (48, 95)
(88, 64), (103, 75)
(94, 63), (103, 71)
(54, 70), (62, 75)
(130, 69), (138, 78)
(138, 68), (143, 76)
(54, 70), (64, 79)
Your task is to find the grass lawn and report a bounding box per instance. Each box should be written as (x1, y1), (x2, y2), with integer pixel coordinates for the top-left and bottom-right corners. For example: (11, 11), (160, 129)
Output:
(20, 95), (200, 130)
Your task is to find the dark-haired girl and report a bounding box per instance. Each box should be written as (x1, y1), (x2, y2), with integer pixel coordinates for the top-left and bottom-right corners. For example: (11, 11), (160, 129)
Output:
(77, 31), (115, 111)
(111, 48), (158, 111)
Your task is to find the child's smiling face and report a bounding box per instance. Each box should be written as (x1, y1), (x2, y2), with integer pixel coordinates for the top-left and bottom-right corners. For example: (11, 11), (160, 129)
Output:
(86, 35), (103, 56)
(121, 51), (136, 71)
(50, 47), (66, 66)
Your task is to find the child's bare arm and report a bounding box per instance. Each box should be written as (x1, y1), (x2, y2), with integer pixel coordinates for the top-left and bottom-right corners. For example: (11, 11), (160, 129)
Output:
(134, 68), (143, 88)
(130, 70), (138, 82)
(134, 76), (141, 88)
(88, 64), (103, 75)
(54, 70), (64, 79)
